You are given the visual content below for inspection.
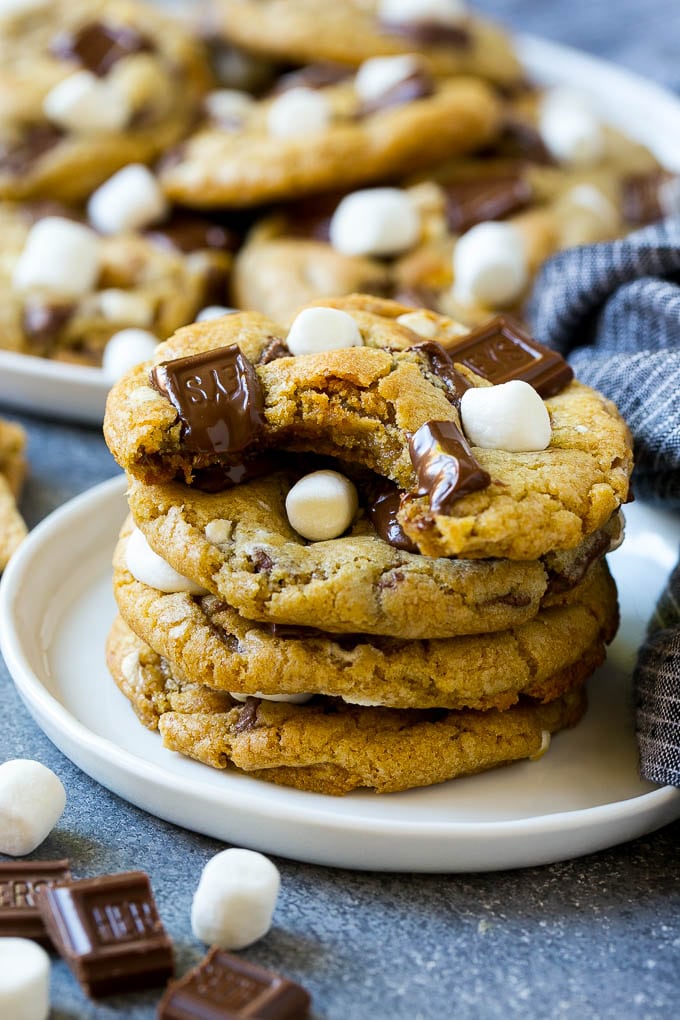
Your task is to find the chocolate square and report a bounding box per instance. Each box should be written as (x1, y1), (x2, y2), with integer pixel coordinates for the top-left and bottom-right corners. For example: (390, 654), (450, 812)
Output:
(158, 947), (311, 1019)
(409, 419), (490, 513)
(443, 175), (534, 234)
(150, 344), (265, 455)
(36, 871), (173, 998)
(0, 859), (71, 946)
(447, 315), (574, 397)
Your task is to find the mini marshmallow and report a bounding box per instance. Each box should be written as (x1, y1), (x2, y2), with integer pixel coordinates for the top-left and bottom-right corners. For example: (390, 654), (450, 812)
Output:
(204, 88), (255, 127)
(43, 71), (130, 135)
(453, 221), (528, 307)
(354, 54), (420, 103)
(379, 0), (467, 27)
(0, 759), (66, 857)
(530, 730), (552, 761)
(286, 306), (363, 356)
(460, 379), (552, 452)
(266, 87), (330, 138)
(230, 691), (313, 704)
(285, 470), (358, 542)
(191, 848), (280, 950)
(98, 288), (153, 326)
(196, 305), (237, 322)
(13, 217), (100, 297)
(0, 0), (50, 16)
(0, 939), (50, 1020)
(539, 88), (604, 166)
(126, 527), (208, 594)
(88, 164), (168, 235)
(396, 310), (439, 338)
(102, 329), (158, 380)
(329, 187), (420, 257)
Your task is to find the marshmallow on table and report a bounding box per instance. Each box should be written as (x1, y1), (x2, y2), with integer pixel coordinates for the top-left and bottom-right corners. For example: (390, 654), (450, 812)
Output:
(126, 527), (208, 595)
(453, 221), (528, 307)
(88, 164), (168, 235)
(266, 87), (331, 138)
(230, 690), (313, 704)
(13, 217), (100, 297)
(102, 329), (158, 380)
(43, 71), (130, 134)
(286, 470), (358, 542)
(354, 54), (420, 103)
(0, 759), (66, 857)
(196, 305), (237, 322)
(0, 939), (50, 1020)
(539, 88), (605, 166)
(204, 89), (255, 127)
(329, 187), (420, 257)
(460, 380), (552, 452)
(286, 306), (363, 356)
(191, 848), (280, 950)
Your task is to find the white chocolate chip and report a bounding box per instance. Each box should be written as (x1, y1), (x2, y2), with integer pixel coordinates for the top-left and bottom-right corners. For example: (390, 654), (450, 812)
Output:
(205, 519), (233, 545)
(191, 848), (280, 951)
(102, 329), (158, 380)
(396, 310), (439, 338)
(125, 527), (208, 594)
(460, 380), (552, 452)
(286, 306), (363, 356)
(204, 88), (255, 128)
(0, 759), (66, 857)
(266, 87), (331, 138)
(329, 187), (420, 257)
(196, 305), (237, 322)
(13, 217), (101, 297)
(97, 288), (154, 326)
(43, 70), (130, 134)
(566, 184), (619, 230)
(87, 164), (168, 235)
(539, 88), (604, 167)
(453, 221), (528, 307)
(285, 470), (358, 541)
(354, 54), (420, 103)
(0, 939), (50, 1020)
(229, 691), (313, 704)
(379, 0), (467, 27)
(530, 730), (552, 760)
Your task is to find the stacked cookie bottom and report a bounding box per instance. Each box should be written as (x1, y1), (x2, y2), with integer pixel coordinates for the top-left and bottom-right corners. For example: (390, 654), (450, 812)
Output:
(108, 489), (620, 796)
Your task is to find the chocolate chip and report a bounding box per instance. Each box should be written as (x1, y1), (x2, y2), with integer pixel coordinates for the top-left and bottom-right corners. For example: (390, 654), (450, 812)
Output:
(409, 419), (491, 513)
(366, 483), (418, 552)
(0, 124), (63, 176)
(259, 336), (291, 364)
(232, 697), (260, 733)
(379, 19), (472, 47)
(50, 22), (153, 77)
(23, 301), (74, 352)
(251, 550), (274, 573)
(146, 213), (241, 255)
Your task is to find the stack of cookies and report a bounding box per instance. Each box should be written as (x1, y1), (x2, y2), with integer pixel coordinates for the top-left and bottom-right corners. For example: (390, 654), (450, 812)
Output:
(103, 295), (631, 794)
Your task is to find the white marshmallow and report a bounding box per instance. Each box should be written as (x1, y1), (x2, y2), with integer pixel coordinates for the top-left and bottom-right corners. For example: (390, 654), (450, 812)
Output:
(460, 380), (552, 452)
(98, 289), (153, 326)
(266, 87), (330, 138)
(329, 187), (420, 257)
(126, 527), (208, 595)
(0, 0), (50, 17)
(230, 691), (313, 704)
(539, 88), (604, 166)
(102, 329), (158, 380)
(0, 939), (50, 1020)
(204, 88), (255, 127)
(530, 730), (552, 761)
(43, 71), (130, 135)
(379, 0), (467, 27)
(285, 470), (358, 542)
(191, 848), (280, 951)
(567, 184), (619, 229)
(87, 164), (168, 235)
(286, 306), (363, 356)
(196, 305), (237, 322)
(396, 310), (439, 338)
(0, 760), (66, 857)
(354, 54), (420, 103)
(12, 217), (100, 297)
(453, 221), (528, 307)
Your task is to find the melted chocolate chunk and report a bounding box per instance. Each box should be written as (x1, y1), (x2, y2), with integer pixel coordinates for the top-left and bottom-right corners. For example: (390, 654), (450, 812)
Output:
(366, 483), (418, 552)
(271, 62), (352, 95)
(448, 315), (574, 397)
(0, 124), (63, 175)
(622, 170), (680, 225)
(490, 118), (555, 165)
(23, 301), (74, 351)
(413, 341), (471, 407)
(192, 456), (273, 492)
(232, 697), (260, 733)
(259, 336), (291, 364)
(443, 175), (534, 234)
(379, 18), (472, 47)
(359, 70), (435, 117)
(50, 21), (153, 77)
(146, 213), (241, 254)
(150, 345), (265, 455)
(409, 419), (491, 513)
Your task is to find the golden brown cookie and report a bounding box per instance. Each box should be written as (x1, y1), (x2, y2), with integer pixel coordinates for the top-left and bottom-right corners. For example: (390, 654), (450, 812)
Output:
(0, 417), (27, 569)
(107, 615), (588, 795)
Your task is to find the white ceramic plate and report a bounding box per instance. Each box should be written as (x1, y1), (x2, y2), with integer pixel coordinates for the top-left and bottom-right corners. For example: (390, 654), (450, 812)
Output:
(1, 34), (680, 425)
(2, 474), (680, 872)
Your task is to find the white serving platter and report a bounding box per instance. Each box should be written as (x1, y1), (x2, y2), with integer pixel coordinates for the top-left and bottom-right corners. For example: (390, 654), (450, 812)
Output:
(1, 475), (679, 872)
(1, 34), (680, 425)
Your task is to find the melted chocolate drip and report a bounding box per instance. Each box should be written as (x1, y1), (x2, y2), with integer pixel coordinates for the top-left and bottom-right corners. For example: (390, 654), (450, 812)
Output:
(50, 22), (153, 77)
(413, 341), (471, 407)
(409, 419), (491, 513)
(366, 484), (418, 552)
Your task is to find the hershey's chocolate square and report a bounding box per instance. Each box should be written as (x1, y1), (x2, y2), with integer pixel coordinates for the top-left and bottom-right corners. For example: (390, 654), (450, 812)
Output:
(158, 946), (311, 1019)
(37, 870), (173, 998)
(150, 344), (265, 455)
(409, 419), (490, 513)
(448, 315), (574, 397)
(0, 859), (71, 945)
